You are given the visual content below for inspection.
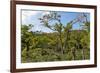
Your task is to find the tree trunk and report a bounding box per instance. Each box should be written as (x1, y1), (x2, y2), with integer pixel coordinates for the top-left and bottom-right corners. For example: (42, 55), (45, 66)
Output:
(82, 47), (86, 60)
(59, 34), (64, 60)
(64, 30), (70, 50)
(71, 47), (76, 60)
(26, 42), (30, 62)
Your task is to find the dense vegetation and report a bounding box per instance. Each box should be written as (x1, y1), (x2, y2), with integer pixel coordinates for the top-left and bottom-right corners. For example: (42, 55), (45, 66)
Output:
(21, 12), (90, 63)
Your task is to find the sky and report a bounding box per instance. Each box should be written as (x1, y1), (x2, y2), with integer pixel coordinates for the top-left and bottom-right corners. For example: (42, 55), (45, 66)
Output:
(21, 9), (90, 33)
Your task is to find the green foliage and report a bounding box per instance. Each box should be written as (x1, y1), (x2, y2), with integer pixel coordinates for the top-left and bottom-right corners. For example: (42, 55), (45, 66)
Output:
(21, 13), (90, 63)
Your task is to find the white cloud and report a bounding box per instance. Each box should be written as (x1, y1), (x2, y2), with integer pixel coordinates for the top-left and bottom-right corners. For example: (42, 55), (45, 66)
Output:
(22, 11), (52, 21)
(42, 11), (51, 16)
(22, 11), (40, 21)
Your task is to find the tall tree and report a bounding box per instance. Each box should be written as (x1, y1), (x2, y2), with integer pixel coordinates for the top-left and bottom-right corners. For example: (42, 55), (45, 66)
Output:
(21, 24), (34, 62)
(39, 12), (65, 60)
